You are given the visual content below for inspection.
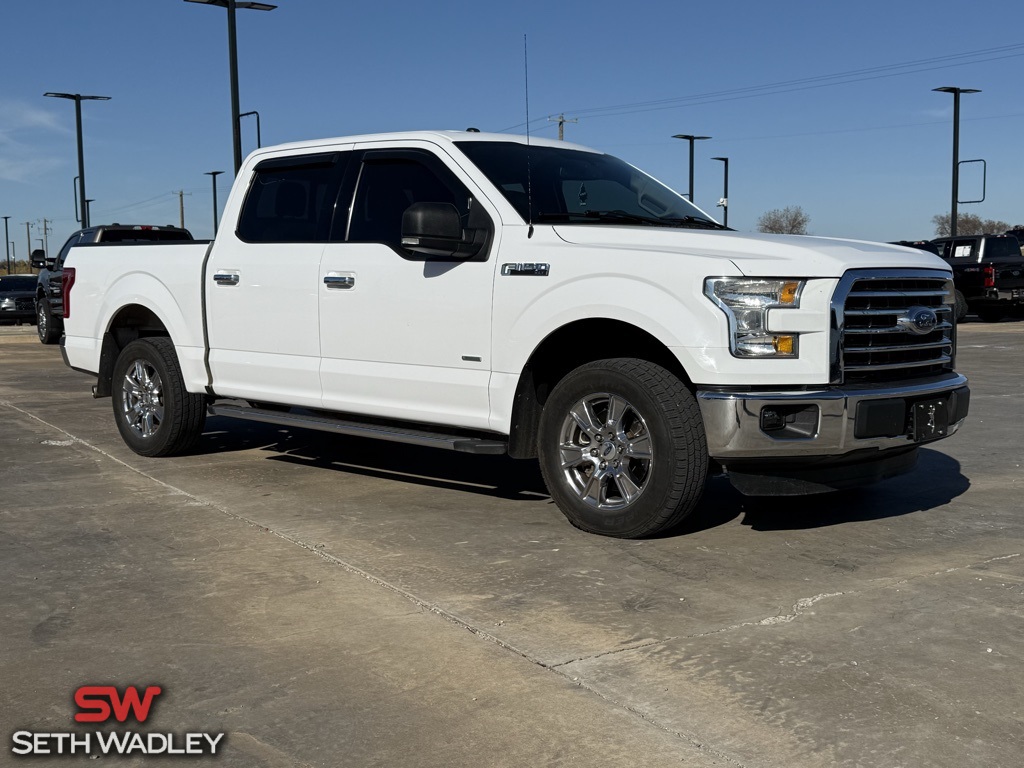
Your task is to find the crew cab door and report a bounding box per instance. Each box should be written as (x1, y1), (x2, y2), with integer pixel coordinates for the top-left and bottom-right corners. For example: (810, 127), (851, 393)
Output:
(205, 150), (349, 407)
(318, 144), (497, 429)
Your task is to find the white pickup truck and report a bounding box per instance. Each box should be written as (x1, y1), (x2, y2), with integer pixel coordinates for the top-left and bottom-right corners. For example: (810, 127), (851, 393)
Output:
(61, 130), (969, 537)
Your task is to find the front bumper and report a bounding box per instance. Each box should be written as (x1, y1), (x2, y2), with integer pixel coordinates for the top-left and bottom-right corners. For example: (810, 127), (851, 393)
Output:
(697, 373), (970, 459)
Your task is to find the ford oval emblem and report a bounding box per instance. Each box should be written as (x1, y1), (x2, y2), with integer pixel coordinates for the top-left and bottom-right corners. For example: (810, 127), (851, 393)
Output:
(898, 305), (939, 336)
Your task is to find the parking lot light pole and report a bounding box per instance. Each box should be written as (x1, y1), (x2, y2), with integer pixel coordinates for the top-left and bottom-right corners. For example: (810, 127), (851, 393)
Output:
(3, 217), (10, 274)
(711, 157), (729, 227)
(43, 92), (111, 229)
(184, 0), (276, 175)
(205, 171), (225, 234)
(672, 134), (711, 202)
(239, 110), (261, 148)
(933, 87), (981, 239)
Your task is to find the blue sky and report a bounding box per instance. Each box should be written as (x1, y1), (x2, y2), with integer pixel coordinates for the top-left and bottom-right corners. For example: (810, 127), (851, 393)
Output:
(2, 0), (1023, 253)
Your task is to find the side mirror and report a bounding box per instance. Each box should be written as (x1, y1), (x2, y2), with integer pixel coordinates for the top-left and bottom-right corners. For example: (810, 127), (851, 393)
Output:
(30, 249), (50, 269)
(401, 203), (478, 258)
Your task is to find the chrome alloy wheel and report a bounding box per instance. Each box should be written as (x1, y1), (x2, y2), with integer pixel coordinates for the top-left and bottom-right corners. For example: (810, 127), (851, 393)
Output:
(120, 359), (165, 439)
(557, 393), (654, 510)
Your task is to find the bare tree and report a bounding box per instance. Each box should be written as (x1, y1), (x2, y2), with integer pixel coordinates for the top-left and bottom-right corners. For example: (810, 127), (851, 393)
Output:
(757, 206), (810, 235)
(932, 213), (1010, 237)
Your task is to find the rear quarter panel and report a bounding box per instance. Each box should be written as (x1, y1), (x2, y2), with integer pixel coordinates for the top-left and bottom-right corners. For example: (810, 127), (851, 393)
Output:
(62, 242), (211, 390)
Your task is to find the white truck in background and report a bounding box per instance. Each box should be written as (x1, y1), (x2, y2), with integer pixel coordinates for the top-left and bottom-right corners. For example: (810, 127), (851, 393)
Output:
(60, 131), (969, 537)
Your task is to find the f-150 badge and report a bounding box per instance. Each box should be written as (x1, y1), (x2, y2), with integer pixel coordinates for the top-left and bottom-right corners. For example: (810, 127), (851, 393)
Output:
(501, 263), (550, 276)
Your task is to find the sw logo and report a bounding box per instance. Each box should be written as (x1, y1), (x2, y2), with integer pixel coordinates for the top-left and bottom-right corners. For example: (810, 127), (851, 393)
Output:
(74, 685), (162, 723)
(11, 684), (225, 757)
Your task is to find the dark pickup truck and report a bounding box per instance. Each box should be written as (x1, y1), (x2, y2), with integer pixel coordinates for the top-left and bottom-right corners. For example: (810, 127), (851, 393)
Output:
(932, 234), (1024, 322)
(33, 224), (193, 343)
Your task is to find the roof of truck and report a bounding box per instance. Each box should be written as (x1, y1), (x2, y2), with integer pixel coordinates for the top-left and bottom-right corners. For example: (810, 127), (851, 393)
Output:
(242, 130), (599, 164)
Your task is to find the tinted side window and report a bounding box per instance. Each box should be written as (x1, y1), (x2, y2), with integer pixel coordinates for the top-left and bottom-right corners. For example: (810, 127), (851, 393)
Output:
(947, 239), (977, 260)
(347, 154), (471, 248)
(237, 153), (346, 243)
(984, 238), (1022, 261)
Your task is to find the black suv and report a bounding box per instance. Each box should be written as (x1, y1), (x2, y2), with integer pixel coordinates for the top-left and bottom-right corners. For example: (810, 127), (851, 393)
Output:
(931, 234), (1024, 322)
(33, 224), (193, 344)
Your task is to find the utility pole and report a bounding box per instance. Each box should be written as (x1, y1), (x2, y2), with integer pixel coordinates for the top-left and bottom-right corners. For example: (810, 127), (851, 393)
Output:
(548, 113), (578, 141)
(24, 222), (32, 259)
(174, 190), (192, 229)
(37, 218), (52, 254)
(2, 216), (10, 274)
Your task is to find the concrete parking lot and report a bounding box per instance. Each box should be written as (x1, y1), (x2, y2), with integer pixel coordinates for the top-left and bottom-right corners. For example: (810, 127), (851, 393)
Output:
(2, 320), (1022, 767)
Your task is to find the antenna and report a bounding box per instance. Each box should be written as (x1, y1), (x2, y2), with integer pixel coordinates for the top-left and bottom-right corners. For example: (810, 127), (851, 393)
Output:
(524, 34), (534, 238)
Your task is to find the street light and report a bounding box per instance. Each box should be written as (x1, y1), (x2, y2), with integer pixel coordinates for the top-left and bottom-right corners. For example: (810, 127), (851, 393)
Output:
(184, 0), (277, 175)
(933, 86), (981, 239)
(239, 110), (261, 148)
(43, 92), (111, 229)
(711, 157), (729, 228)
(205, 171), (225, 234)
(3, 216), (10, 274)
(672, 134), (711, 202)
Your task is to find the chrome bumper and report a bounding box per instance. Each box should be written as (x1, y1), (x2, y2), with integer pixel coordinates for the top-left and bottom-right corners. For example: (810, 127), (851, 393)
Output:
(697, 374), (970, 459)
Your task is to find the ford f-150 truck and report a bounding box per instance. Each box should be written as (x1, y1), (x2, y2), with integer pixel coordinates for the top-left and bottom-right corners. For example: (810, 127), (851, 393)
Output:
(60, 131), (970, 538)
(931, 233), (1024, 322)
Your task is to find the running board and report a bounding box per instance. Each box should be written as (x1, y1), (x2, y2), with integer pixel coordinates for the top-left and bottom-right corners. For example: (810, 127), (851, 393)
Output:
(207, 404), (508, 455)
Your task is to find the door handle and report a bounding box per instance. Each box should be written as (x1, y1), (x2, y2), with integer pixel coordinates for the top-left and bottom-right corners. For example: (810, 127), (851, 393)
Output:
(324, 275), (355, 289)
(213, 273), (240, 286)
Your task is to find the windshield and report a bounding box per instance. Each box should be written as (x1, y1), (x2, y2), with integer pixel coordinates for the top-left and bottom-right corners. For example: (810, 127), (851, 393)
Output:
(455, 141), (722, 229)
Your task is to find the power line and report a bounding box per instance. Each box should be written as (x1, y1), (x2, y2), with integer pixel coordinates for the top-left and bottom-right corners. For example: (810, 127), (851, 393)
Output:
(498, 43), (1024, 131)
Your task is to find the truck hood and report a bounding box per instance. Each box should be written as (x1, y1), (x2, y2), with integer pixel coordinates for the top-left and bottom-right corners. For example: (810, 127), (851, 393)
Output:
(551, 226), (950, 277)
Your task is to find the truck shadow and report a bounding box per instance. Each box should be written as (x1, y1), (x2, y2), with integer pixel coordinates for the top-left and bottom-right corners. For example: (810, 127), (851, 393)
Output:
(730, 448), (970, 532)
(200, 415), (550, 501)
(199, 419), (969, 535)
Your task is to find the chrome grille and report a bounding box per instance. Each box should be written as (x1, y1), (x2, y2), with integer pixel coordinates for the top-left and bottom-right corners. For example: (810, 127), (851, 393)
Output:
(836, 272), (955, 384)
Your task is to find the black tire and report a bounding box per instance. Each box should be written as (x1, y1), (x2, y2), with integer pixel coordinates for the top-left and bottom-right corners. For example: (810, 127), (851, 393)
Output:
(954, 290), (968, 322)
(112, 337), (206, 457)
(36, 301), (61, 344)
(537, 358), (708, 538)
(977, 309), (1004, 323)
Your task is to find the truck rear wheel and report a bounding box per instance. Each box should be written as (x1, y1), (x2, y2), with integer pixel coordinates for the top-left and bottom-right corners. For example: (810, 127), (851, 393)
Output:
(537, 358), (708, 538)
(37, 301), (61, 344)
(112, 337), (206, 457)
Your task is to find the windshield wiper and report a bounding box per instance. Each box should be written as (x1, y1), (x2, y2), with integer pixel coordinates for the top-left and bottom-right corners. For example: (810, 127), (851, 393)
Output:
(660, 215), (731, 230)
(535, 210), (658, 225)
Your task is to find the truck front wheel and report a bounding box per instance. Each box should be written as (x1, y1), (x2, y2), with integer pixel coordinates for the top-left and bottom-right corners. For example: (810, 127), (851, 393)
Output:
(112, 337), (206, 457)
(537, 358), (708, 538)
(954, 290), (968, 322)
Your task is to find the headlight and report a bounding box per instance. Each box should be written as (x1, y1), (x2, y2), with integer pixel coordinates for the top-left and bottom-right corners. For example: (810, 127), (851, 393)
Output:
(704, 277), (805, 357)
(0, 298), (15, 310)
